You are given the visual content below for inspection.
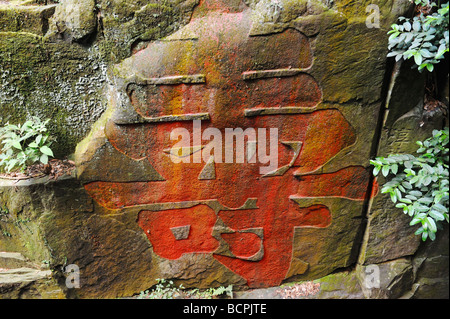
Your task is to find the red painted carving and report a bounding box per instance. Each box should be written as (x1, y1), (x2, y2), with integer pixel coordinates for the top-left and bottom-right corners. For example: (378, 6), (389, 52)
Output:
(215, 204), (332, 287)
(138, 206), (219, 260)
(83, 0), (378, 288)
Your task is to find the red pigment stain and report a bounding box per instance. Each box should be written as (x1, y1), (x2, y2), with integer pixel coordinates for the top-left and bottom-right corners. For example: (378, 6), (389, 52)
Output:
(82, 2), (377, 288)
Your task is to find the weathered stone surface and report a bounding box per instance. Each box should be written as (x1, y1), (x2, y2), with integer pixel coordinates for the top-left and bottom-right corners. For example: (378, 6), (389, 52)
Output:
(409, 225), (449, 299)
(0, 185), (53, 264)
(359, 195), (421, 265)
(74, 0), (411, 293)
(95, 0), (201, 62)
(3, 0), (442, 299)
(357, 258), (414, 299)
(47, 0), (97, 42)
(313, 271), (365, 299)
(0, 3), (56, 35)
(0, 31), (107, 157)
(0, 267), (64, 299)
(0, 252), (35, 269)
(360, 62), (446, 265)
(235, 271), (365, 299)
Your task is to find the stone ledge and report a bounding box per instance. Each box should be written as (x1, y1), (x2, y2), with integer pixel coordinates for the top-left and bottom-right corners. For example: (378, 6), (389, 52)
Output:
(0, 252), (37, 269)
(0, 3), (56, 35)
(0, 174), (74, 187)
(0, 267), (51, 285)
(0, 266), (65, 299)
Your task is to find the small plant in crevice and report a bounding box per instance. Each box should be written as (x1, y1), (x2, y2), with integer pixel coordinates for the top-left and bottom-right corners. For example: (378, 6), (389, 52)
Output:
(0, 204), (12, 237)
(137, 278), (233, 299)
(371, 128), (449, 241)
(0, 204), (32, 237)
(0, 117), (54, 174)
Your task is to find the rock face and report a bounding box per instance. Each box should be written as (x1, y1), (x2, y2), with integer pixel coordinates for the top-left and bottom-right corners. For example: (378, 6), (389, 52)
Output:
(0, 0), (448, 299)
(0, 252), (64, 299)
(75, 0), (407, 292)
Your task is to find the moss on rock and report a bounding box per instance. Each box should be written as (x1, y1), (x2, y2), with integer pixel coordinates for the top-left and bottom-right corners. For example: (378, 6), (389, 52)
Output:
(0, 3), (56, 35)
(0, 32), (107, 157)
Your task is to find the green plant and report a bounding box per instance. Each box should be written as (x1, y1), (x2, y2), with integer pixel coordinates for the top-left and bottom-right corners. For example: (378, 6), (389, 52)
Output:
(0, 117), (54, 173)
(0, 205), (11, 237)
(188, 285), (234, 299)
(138, 279), (184, 299)
(371, 128), (449, 241)
(137, 278), (233, 299)
(0, 204), (32, 237)
(387, 0), (449, 72)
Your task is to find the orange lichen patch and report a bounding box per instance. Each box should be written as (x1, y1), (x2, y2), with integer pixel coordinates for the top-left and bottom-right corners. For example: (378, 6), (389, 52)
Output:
(128, 83), (208, 118)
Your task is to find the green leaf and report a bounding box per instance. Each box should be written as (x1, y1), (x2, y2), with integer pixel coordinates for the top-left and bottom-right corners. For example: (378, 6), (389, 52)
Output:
(405, 194), (418, 201)
(381, 186), (392, 194)
(428, 230), (436, 241)
(373, 166), (381, 176)
(427, 217), (437, 233)
(12, 141), (22, 150)
(419, 49), (434, 58)
(40, 154), (48, 165)
(409, 190), (423, 197)
(403, 21), (412, 31)
(410, 217), (422, 226)
(399, 198), (413, 204)
(414, 52), (423, 65)
(422, 231), (428, 241)
(433, 203), (447, 213)
(423, 176), (432, 185)
(28, 142), (38, 148)
(415, 227), (424, 235)
(410, 175), (420, 184)
(416, 204), (430, 212)
(429, 210), (445, 221)
(395, 188), (402, 200)
(389, 31), (401, 41)
(40, 146), (54, 157)
(418, 197), (433, 205)
(418, 63), (428, 71)
(390, 192), (398, 203)
(402, 181), (413, 189)
(387, 51), (399, 57)
(382, 165), (390, 177)
(391, 164), (399, 175)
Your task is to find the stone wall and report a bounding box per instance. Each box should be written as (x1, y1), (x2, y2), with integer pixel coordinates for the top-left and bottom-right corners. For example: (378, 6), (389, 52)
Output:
(0, 0), (448, 299)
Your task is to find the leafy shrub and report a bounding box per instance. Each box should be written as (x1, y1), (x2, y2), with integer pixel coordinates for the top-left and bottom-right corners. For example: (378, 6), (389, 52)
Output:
(370, 128), (449, 241)
(0, 117), (54, 173)
(387, 0), (449, 72)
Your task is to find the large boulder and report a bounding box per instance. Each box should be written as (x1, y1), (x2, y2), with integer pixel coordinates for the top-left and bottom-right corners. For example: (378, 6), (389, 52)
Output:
(74, 0), (412, 295)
